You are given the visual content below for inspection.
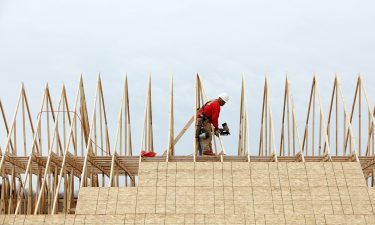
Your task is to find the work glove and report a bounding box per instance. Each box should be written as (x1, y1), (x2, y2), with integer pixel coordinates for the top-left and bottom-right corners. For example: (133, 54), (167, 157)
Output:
(214, 128), (220, 137)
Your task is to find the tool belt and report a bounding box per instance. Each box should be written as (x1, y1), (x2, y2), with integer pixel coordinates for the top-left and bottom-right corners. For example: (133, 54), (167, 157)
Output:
(196, 100), (213, 139)
(196, 118), (209, 138)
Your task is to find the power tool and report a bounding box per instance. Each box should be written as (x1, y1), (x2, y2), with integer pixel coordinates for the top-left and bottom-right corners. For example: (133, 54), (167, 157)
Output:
(219, 122), (230, 136)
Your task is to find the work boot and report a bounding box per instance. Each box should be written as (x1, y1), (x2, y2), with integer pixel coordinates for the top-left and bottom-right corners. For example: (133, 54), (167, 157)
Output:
(203, 150), (216, 156)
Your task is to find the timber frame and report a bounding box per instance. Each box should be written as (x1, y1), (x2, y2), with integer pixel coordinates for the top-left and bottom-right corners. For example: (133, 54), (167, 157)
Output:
(0, 73), (375, 215)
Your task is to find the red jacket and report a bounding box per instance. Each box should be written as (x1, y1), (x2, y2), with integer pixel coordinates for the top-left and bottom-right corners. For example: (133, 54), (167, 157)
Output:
(198, 100), (221, 129)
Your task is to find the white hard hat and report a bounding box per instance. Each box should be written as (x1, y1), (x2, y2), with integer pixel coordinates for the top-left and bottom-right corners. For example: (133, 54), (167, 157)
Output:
(218, 92), (229, 103)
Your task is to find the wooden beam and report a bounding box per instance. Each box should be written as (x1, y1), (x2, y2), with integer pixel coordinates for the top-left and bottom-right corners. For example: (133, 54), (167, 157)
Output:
(167, 75), (174, 161)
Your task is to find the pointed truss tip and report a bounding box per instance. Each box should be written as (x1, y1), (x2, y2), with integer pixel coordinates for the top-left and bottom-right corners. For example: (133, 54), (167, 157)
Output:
(108, 74), (134, 187)
(279, 76), (304, 161)
(337, 74), (375, 158)
(238, 75), (250, 157)
(31, 86), (65, 214)
(166, 75), (175, 161)
(299, 75), (334, 161)
(259, 76), (277, 161)
(113, 75), (133, 156)
(139, 74), (154, 164)
(80, 77), (112, 189)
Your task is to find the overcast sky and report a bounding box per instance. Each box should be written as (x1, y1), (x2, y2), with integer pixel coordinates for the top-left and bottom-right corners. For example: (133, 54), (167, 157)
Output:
(0, 0), (374, 156)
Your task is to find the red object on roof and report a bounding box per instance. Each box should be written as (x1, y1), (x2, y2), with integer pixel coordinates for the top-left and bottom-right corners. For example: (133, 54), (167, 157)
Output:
(141, 151), (157, 157)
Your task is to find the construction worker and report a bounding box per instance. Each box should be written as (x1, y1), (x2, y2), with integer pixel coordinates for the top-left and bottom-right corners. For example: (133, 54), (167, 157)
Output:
(196, 93), (229, 156)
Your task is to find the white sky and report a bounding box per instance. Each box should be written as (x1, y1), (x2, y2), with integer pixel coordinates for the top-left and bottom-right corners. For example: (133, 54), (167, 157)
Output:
(0, 0), (375, 156)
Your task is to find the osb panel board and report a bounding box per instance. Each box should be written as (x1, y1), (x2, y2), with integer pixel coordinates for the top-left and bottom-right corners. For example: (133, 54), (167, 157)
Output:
(7, 162), (370, 224)
(2, 213), (375, 224)
(75, 162), (375, 218)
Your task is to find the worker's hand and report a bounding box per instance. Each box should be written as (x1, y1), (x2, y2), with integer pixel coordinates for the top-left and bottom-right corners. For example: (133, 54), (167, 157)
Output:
(214, 128), (220, 137)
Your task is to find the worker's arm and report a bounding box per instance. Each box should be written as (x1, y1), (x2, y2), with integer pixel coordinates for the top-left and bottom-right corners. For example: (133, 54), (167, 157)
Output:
(211, 102), (221, 130)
